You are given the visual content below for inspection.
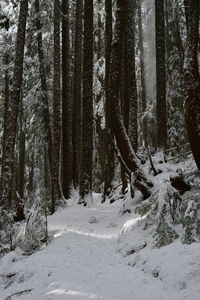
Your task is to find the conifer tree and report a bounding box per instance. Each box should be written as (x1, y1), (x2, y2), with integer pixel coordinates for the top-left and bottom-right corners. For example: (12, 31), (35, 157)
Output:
(79, 0), (94, 202)
(72, 0), (83, 189)
(155, 0), (167, 149)
(184, 0), (200, 169)
(0, 0), (29, 207)
(62, 0), (73, 199)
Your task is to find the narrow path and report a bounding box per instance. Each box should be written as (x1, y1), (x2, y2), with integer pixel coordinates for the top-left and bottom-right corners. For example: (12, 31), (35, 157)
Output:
(0, 201), (143, 300)
(1, 199), (197, 300)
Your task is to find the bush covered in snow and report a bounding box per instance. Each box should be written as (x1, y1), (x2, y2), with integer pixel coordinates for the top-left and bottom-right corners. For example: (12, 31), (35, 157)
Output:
(0, 208), (16, 256)
(135, 183), (200, 247)
(20, 199), (48, 254)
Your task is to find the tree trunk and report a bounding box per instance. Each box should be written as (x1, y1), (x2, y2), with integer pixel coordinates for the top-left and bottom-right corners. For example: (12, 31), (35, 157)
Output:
(120, 0), (138, 195)
(165, 0), (185, 148)
(126, 0), (138, 152)
(1, 19), (10, 186)
(109, 0), (153, 199)
(184, 0), (189, 32)
(62, 0), (73, 199)
(79, 0), (93, 202)
(137, 0), (148, 146)
(103, 0), (115, 201)
(28, 152), (34, 194)
(120, 33), (129, 195)
(155, 0), (167, 149)
(15, 99), (26, 221)
(35, 0), (56, 210)
(52, 0), (62, 212)
(72, 0), (83, 189)
(0, 0), (28, 208)
(184, 0), (200, 169)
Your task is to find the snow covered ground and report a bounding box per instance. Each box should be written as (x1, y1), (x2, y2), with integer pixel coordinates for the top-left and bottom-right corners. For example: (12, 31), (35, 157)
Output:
(0, 193), (200, 300)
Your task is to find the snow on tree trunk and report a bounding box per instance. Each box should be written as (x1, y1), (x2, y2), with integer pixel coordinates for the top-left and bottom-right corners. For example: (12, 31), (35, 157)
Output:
(0, 0), (29, 208)
(35, 0), (54, 208)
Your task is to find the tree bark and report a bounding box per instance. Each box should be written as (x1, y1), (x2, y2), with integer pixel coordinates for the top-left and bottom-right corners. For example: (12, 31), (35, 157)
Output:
(120, 33), (129, 195)
(184, 0), (200, 169)
(126, 0), (138, 152)
(72, 0), (83, 189)
(15, 99), (26, 221)
(1, 18), (10, 189)
(79, 0), (93, 202)
(62, 0), (73, 199)
(103, 0), (115, 201)
(137, 0), (148, 146)
(155, 0), (167, 149)
(0, 0), (28, 208)
(52, 0), (62, 212)
(184, 0), (189, 32)
(35, 0), (57, 210)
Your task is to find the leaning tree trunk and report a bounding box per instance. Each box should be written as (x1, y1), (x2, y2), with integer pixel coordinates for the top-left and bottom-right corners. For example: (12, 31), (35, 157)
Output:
(184, 0), (200, 169)
(109, 0), (153, 198)
(0, 0), (28, 208)
(79, 0), (94, 202)
(155, 0), (167, 149)
(72, 0), (83, 189)
(62, 0), (73, 199)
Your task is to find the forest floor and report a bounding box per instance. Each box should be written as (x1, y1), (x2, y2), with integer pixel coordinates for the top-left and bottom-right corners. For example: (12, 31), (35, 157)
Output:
(1, 189), (200, 300)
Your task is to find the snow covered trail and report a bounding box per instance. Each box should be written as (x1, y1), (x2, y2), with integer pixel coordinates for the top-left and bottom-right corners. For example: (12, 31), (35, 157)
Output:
(1, 196), (200, 300)
(0, 199), (141, 300)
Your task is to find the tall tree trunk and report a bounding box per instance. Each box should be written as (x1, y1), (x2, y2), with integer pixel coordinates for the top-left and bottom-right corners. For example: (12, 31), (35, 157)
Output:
(165, 0), (185, 148)
(15, 100), (26, 221)
(28, 152), (34, 194)
(0, 0), (28, 208)
(79, 0), (93, 202)
(2, 19), (10, 182)
(120, 0), (138, 195)
(35, 0), (55, 209)
(109, 0), (153, 199)
(103, 0), (115, 201)
(72, 0), (83, 189)
(126, 0), (138, 151)
(52, 0), (62, 212)
(120, 33), (129, 195)
(97, 0), (102, 59)
(184, 0), (200, 169)
(155, 0), (167, 149)
(137, 0), (147, 146)
(62, 0), (73, 199)
(184, 0), (189, 32)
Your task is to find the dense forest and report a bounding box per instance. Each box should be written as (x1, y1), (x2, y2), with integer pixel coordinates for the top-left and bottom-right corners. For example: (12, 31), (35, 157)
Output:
(0, 0), (200, 299)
